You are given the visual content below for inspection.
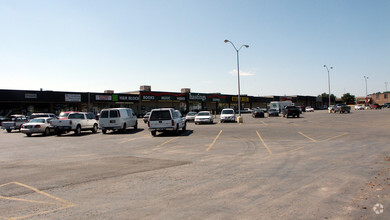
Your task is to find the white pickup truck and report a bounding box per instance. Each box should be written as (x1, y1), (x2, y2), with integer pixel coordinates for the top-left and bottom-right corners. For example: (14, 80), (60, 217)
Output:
(51, 112), (98, 136)
(148, 108), (186, 136)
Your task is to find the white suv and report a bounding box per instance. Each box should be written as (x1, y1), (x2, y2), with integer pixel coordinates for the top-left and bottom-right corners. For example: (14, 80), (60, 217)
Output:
(220, 108), (236, 123)
(148, 108), (186, 136)
(99, 108), (138, 134)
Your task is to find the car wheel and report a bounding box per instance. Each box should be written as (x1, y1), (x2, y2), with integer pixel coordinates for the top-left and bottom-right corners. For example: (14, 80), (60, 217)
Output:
(134, 121), (138, 130)
(151, 130), (156, 136)
(182, 122), (187, 131)
(26, 133), (32, 137)
(175, 125), (179, 135)
(92, 124), (98, 133)
(74, 125), (81, 136)
(297, 114), (300, 118)
(44, 127), (50, 136)
(56, 131), (62, 136)
(102, 129), (107, 134)
(122, 123), (127, 133)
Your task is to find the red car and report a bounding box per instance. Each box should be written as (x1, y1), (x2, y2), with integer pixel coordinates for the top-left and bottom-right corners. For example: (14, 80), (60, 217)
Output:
(370, 104), (382, 109)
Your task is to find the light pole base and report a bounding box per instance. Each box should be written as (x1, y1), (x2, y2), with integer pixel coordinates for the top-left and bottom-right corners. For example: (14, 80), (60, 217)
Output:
(237, 116), (243, 123)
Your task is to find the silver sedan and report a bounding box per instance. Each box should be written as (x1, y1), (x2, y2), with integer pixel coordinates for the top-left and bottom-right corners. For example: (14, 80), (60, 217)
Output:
(20, 117), (55, 137)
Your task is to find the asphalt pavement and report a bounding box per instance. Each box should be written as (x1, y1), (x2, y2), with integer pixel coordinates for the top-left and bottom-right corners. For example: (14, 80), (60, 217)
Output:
(0, 109), (389, 219)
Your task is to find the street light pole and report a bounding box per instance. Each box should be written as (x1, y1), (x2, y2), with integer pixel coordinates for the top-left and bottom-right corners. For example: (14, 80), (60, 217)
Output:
(224, 40), (249, 116)
(323, 65), (333, 107)
(364, 76), (369, 106)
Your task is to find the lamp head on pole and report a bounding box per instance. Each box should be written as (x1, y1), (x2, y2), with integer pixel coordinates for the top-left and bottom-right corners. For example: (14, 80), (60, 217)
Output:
(244, 45), (249, 48)
(224, 40), (230, 43)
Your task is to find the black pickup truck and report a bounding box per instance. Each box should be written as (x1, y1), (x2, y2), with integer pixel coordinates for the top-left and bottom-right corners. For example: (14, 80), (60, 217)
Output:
(282, 106), (300, 118)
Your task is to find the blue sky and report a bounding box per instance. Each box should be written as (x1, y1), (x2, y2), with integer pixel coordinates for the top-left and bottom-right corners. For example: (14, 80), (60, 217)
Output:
(1, 0), (389, 97)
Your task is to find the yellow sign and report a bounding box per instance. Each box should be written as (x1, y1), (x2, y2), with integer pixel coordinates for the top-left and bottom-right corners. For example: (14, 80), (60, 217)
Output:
(232, 97), (249, 102)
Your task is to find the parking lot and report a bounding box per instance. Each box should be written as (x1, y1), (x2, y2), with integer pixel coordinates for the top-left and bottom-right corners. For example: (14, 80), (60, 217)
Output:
(1, 109), (389, 219)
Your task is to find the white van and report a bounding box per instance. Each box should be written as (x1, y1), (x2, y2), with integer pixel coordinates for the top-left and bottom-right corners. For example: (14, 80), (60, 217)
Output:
(99, 108), (138, 134)
(220, 108), (236, 123)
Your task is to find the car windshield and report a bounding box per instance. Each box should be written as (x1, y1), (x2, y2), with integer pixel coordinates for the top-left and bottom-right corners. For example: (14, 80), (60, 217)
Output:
(29, 119), (45, 123)
(197, 112), (210, 116)
(150, 110), (171, 120)
(109, 110), (119, 118)
(187, 112), (196, 116)
(68, 113), (84, 119)
(59, 112), (69, 118)
(269, 109), (277, 112)
(222, 110), (234, 114)
(100, 110), (109, 118)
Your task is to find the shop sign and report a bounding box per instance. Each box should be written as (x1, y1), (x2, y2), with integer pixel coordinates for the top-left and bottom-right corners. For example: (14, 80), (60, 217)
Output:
(25, 93), (37, 99)
(143, 95), (155, 100)
(65, 94), (81, 102)
(177, 96), (186, 101)
(189, 93), (206, 101)
(96, 95), (112, 101)
(161, 96), (172, 100)
(232, 96), (249, 102)
(117, 95), (139, 101)
(212, 98), (220, 102)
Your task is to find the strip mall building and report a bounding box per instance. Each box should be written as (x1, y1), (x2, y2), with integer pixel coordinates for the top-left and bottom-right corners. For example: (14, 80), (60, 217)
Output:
(0, 86), (318, 116)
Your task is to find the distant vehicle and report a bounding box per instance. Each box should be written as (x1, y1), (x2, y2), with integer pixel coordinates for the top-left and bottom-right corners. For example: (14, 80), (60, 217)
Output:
(333, 104), (351, 113)
(58, 111), (77, 120)
(99, 108), (138, 134)
(0, 116), (10, 126)
(370, 103), (382, 110)
(268, 109), (279, 117)
(195, 111), (214, 124)
(185, 112), (197, 122)
(354, 105), (365, 110)
(252, 109), (265, 118)
(51, 112), (98, 136)
(328, 105), (337, 113)
(297, 106), (305, 113)
(318, 105), (328, 110)
(255, 108), (267, 113)
(29, 113), (57, 120)
(148, 108), (186, 136)
(305, 106), (314, 112)
(382, 103), (390, 108)
(282, 106), (300, 118)
(143, 112), (151, 123)
(220, 108), (236, 123)
(20, 117), (55, 137)
(270, 101), (293, 113)
(1, 115), (28, 133)
(240, 108), (253, 114)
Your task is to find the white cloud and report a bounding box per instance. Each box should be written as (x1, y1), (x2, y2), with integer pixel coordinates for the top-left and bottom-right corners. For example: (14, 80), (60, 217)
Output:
(229, 69), (255, 76)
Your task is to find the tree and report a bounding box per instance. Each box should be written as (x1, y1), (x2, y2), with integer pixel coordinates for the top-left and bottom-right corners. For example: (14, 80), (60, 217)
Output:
(318, 93), (336, 105)
(341, 93), (355, 105)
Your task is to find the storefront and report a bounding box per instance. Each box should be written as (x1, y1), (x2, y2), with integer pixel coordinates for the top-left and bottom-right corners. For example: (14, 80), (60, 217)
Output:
(188, 93), (207, 112)
(0, 89), (319, 117)
(139, 92), (187, 114)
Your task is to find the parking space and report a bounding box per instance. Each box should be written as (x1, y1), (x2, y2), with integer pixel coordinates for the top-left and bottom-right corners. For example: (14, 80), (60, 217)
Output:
(0, 109), (389, 219)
